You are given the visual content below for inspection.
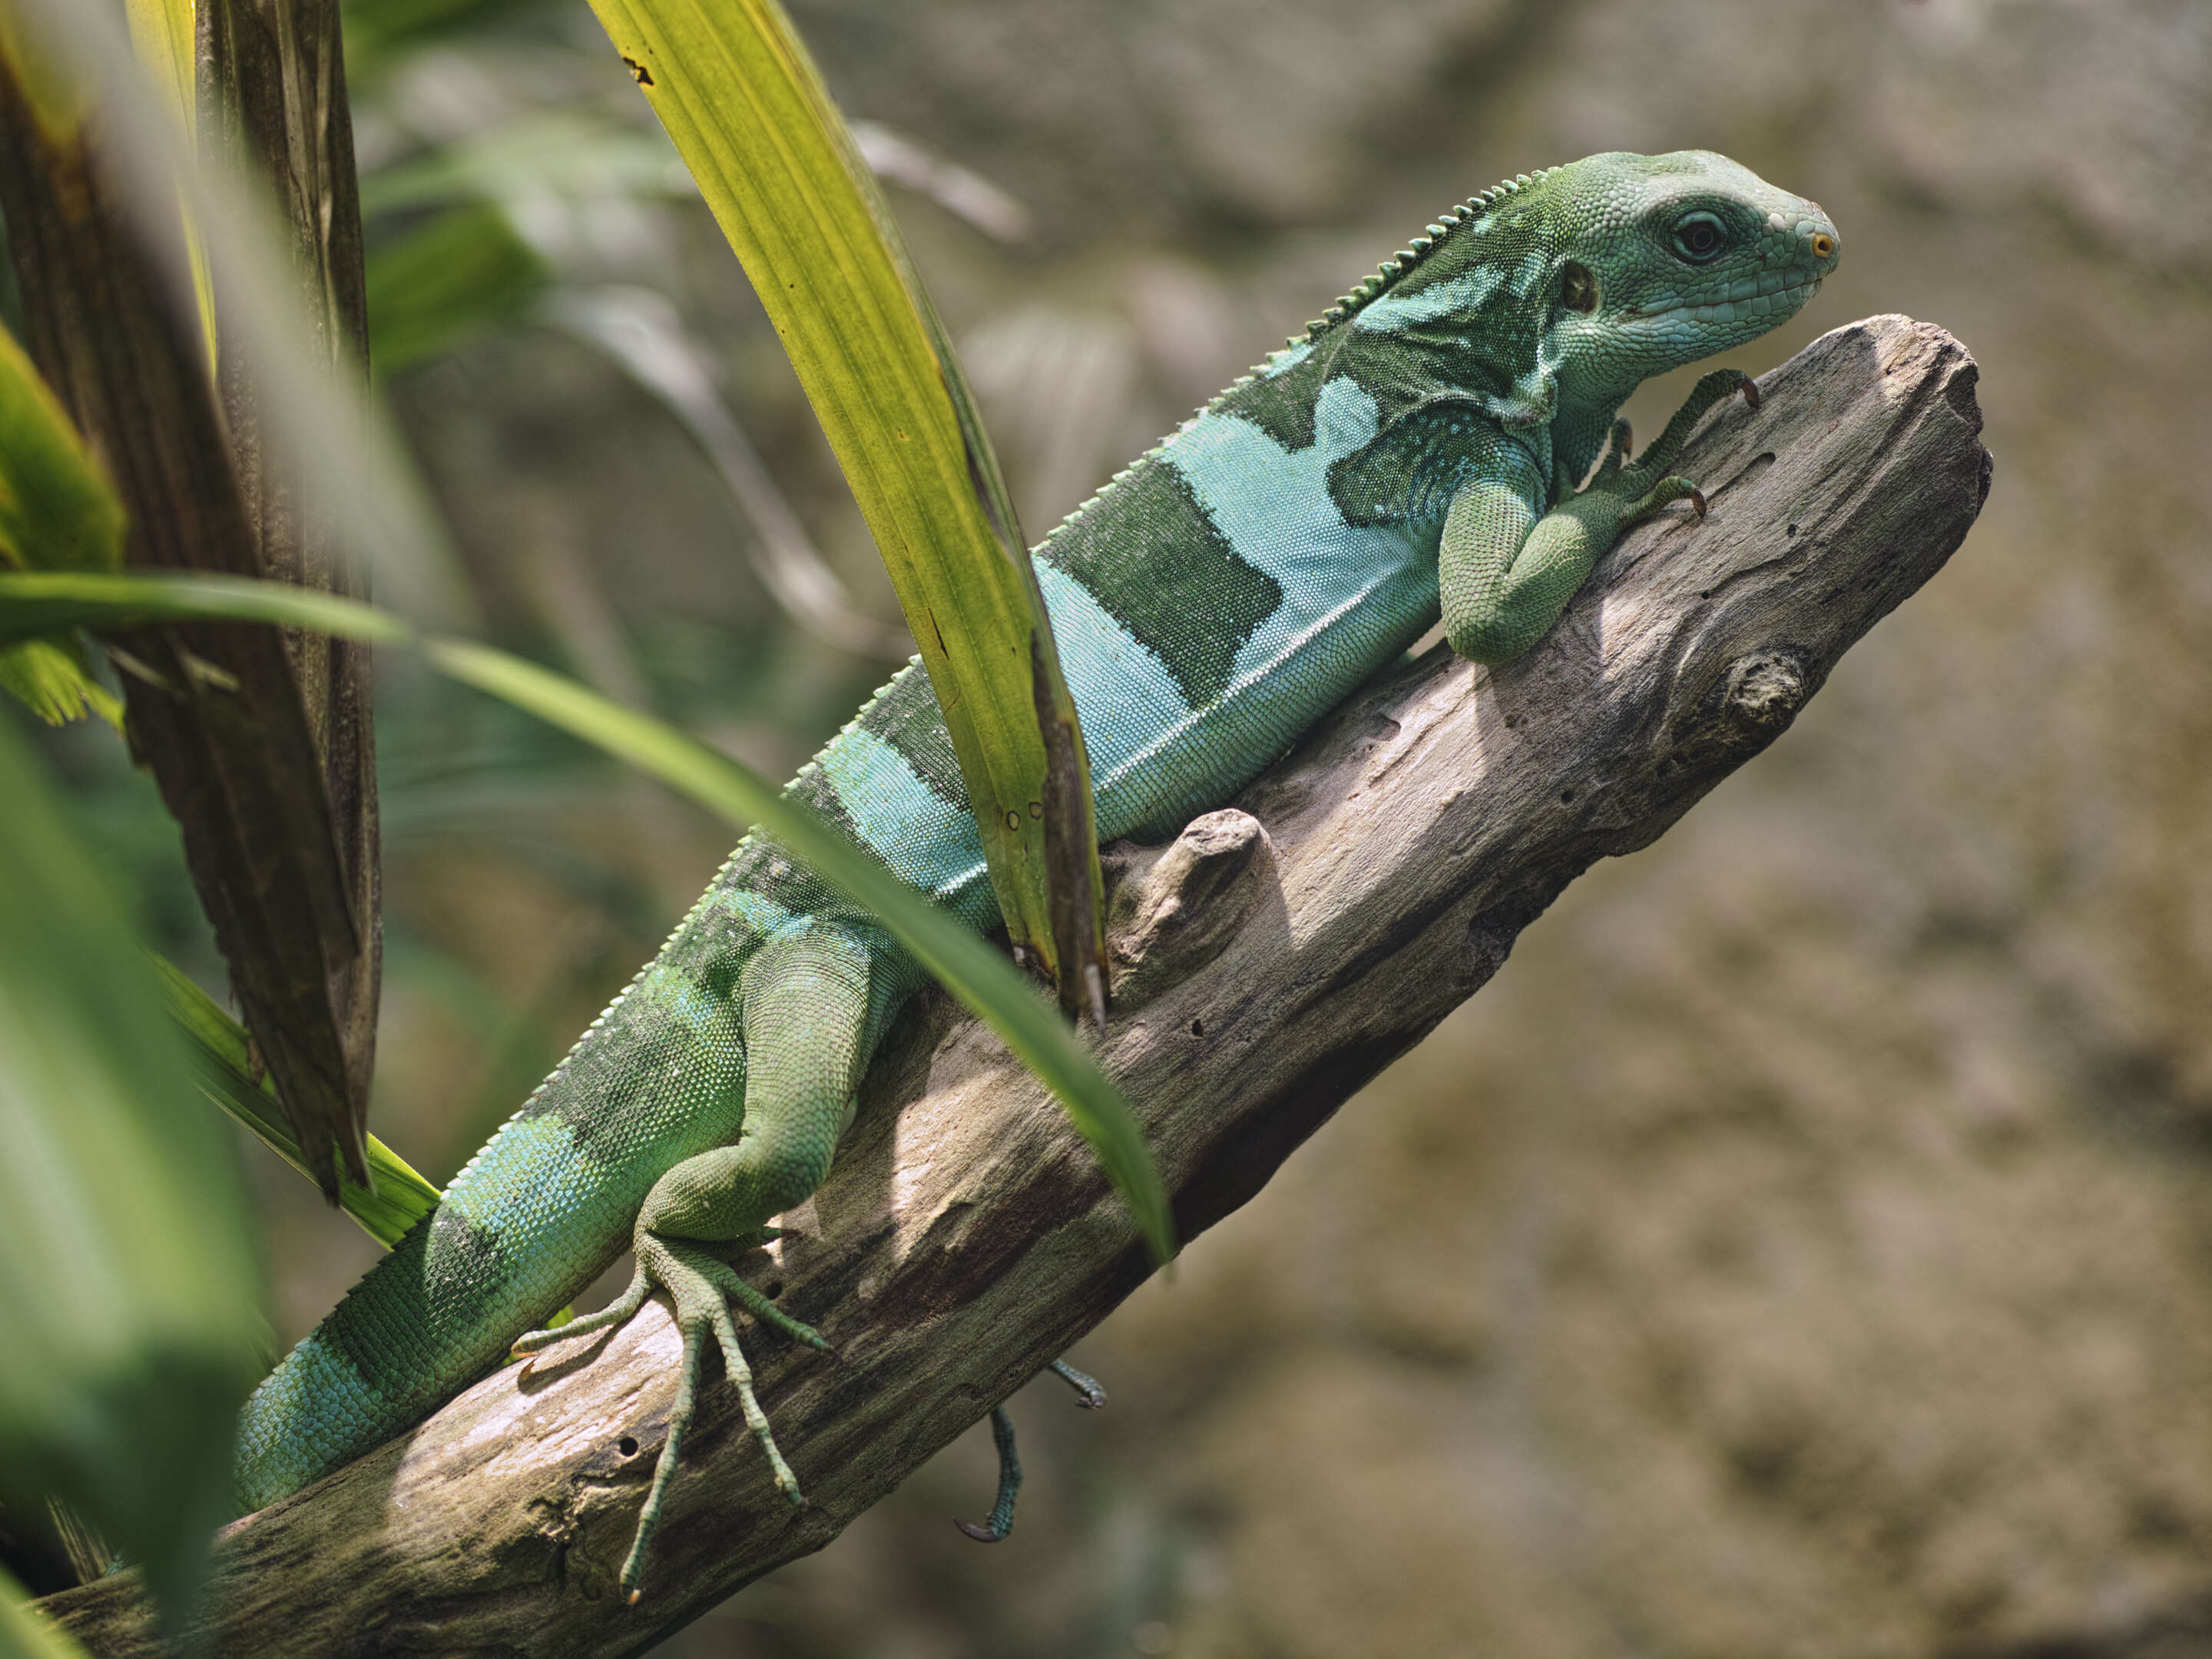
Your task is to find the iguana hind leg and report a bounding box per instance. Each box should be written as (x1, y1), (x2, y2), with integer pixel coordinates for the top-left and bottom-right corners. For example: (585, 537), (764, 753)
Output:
(512, 925), (874, 1600)
(955, 1360), (1108, 1542)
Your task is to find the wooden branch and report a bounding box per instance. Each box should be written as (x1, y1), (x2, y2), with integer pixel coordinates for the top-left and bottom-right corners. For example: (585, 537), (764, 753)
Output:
(44, 315), (1990, 1657)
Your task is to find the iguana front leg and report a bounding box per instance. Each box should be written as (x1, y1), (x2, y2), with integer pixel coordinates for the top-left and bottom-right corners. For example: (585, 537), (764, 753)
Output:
(1444, 368), (1759, 665)
(514, 926), (873, 1599)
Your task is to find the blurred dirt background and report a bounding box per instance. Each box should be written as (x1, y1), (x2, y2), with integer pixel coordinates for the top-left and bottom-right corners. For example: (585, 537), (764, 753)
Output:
(41, 0), (2212, 1653)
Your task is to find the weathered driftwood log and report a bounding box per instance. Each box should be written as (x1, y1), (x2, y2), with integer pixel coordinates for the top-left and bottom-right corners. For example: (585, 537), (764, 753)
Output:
(45, 315), (1990, 1657)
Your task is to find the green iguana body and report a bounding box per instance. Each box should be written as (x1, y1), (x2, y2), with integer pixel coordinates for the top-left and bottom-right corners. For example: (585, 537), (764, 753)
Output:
(235, 151), (1839, 1591)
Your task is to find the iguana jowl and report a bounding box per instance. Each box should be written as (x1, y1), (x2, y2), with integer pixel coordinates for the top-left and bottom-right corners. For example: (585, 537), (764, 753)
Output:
(233, 150), (1840, 1594)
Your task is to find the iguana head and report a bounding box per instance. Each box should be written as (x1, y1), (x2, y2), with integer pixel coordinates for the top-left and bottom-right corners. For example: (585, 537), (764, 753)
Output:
(1296, 151), (1838, 440)
(1535, 150), (1840, 408)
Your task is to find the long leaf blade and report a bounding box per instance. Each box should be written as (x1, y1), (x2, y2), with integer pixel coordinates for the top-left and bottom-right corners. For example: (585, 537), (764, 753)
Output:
(150, 955), (441, 1250)
(582, 0), (1111, 1012)
(0, 570), (1173, 1260)
(194, 0), (389, 1212)
(425, 637), (1174, 1263)
(0, 570), (406, 649)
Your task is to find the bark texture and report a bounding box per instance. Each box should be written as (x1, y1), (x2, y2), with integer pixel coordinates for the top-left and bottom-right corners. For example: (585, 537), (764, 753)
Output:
(43, 314), (1990, 1657)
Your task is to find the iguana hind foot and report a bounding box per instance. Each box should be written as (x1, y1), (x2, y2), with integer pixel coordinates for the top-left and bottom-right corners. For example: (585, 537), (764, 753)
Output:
(952, 1359), (1108, 1541)
(511, 1234), (828, 1599)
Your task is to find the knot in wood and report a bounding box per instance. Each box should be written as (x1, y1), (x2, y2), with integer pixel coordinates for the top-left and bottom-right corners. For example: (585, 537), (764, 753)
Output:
(1724, 651), (1806, 737)
(1658, 649), (1810, 783)
(1108, 809), (1272, 1005)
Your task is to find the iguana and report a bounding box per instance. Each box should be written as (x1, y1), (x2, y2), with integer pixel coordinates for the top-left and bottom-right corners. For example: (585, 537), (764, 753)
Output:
(232, 150), (1839, 1596)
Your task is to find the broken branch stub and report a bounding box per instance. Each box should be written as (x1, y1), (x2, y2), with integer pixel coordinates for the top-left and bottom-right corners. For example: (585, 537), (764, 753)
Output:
(41, 316), (1990, 1657)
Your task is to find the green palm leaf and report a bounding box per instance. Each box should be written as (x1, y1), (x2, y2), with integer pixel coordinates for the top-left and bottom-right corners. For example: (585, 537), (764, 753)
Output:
(583, 0), (1111, 1022)
(151, 956), (440, 1251)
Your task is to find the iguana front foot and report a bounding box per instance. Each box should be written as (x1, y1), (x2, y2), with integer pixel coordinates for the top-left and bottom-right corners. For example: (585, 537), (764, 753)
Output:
(1615, 366), (1760, 518)
(1439, 366), (1762, 665)
(1592, 366), (1760, 528)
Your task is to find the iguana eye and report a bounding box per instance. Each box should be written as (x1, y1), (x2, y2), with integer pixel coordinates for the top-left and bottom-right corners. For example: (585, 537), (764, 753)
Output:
(1559, 261), (1600, 313)
(1672, 213), (1726, 263)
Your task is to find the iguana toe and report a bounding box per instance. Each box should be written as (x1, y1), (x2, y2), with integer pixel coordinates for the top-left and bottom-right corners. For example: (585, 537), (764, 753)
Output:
(1624, 473), (1704, 522)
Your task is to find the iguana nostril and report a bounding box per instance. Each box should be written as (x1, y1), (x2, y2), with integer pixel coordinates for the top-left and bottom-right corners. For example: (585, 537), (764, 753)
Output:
(1810, 232), (1836, 260)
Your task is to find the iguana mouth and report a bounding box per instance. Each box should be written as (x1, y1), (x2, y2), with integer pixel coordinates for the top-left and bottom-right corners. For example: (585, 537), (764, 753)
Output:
(1630, 276), (1823, 327)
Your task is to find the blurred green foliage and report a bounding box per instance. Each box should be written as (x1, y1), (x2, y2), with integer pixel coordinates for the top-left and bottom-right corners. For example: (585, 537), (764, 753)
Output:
(0, 715), (265, 1630)
(2, 1565), (91, 1658)
(343, 0), (552, 74)
(366, 203), (548, 375)
(0, 323), (124, 730)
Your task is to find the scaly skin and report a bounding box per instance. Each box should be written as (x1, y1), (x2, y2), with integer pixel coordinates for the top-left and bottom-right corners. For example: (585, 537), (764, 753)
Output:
(233, 151), (1839, 1594)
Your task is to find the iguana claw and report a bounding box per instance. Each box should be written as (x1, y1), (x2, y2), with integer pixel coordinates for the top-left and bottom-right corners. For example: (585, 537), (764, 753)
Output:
(955, 1406), (1022, 1542)
(511, 1232), (824, 1596)
(1049, 1359), (1108, 1409)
